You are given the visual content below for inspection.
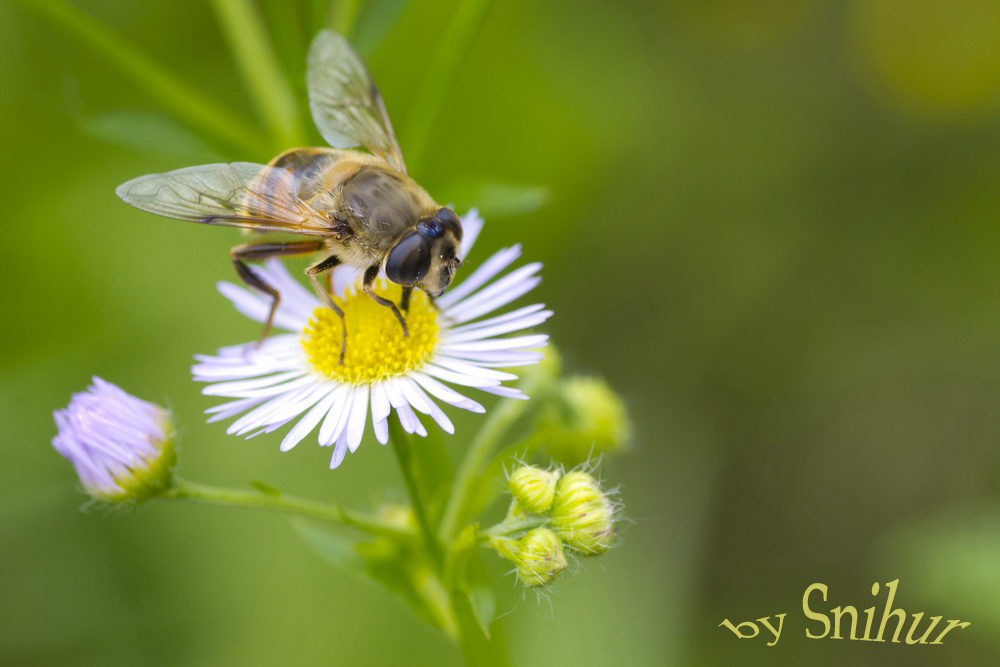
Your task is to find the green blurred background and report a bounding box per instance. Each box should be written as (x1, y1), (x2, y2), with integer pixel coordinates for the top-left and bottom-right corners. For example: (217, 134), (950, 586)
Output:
(3, 0), (1000, 664)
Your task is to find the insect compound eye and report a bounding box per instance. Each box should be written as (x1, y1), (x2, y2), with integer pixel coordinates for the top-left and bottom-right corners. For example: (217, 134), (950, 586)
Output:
(385, 231), (432, 285)
(435, 207), (463, 240)
(417, 219), (444, 238)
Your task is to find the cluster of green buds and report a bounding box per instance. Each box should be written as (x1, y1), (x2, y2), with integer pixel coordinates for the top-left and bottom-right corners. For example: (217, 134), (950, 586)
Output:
(486, 465), (621, 587)
(530, 373), (631, 467)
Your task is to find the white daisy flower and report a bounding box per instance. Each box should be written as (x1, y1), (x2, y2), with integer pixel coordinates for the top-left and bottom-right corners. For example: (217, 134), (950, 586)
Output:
(192, 211), (552, 469)
(52, 377), (175, 501)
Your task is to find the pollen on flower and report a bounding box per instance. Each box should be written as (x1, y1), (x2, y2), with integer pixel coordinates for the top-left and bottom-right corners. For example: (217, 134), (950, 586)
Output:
(302, 282), (439, 384)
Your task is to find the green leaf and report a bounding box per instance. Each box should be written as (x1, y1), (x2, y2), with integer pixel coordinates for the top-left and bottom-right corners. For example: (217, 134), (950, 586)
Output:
(437, 178), (551, 218)
(451, 590), (510, 666)
(210, 0), (305, 147)
(79, 111), (225, 162)
(358, 539), (451, 632)
(467, 586), (496, 638)
(292, 518), (368, 578)
(14, 0), (263, 157)
(294, 519), (458, 636)
(351, 0), (410, 56)
(402, 0), (493, 171)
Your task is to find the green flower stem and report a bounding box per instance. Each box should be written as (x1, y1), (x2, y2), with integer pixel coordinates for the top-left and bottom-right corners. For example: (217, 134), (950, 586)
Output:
(480, 515), (548, 540)
(403, 0), (493, 172)
(389, 419), (445, 568)
(211, 0), (305, 150)
(332, 0), (364, 37)
(164, 478), (412, 540)
(438, 371), (547, 544)
(14, 0), (262, 157)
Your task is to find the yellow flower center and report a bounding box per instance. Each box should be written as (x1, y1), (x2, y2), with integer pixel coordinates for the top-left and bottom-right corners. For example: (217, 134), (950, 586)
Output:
(302, 283), (439, 384)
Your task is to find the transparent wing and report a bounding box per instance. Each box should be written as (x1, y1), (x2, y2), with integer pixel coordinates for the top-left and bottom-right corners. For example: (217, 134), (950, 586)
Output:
(115, 162), (334, 236)
(307, 30), (407, 174)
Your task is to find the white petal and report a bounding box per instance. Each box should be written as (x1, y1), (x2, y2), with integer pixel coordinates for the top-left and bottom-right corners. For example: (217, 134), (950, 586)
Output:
(440, 334), (548, 353)
(205, 396), (266, 422)
(445, 304), (550, 338)
(426, 401), (454, 434)
(411, 412), (428, 437)
(422, 363), (502, 388)
(318, 385), (352, 445)
(226, 385), (315, 436)
(431, 358), (518, 382)
(394, 402), (419, 434)
(374, 418), (389, 445)
(280, 388), (341, 451)
(201, 371), (304, 397)
(205, 336), (298, 359)
(370, 383), (391, 423)
(438, 349), (545, 366)
(192, 361), (277, 382)
(346, 385), (370, 452)
(411, 372), (485, 413)
(194, 338), (304, 376)
(477, 385), (529, 399)
(226, 383), (329, 435)
(444, 309), (552, 343)
(446, 265), (542, 324)
(228, 381), (333, 435)
(396, 377), (436, 415)
(255, 259), (320, 319)
(262, 383), (333, 427)
(217, 282), (303, 332)
(260, 416), (296, 435)
(244, 415), (295, 439)
(329, 264), (363, 296)
(382, 379), (408, 409)
(329, 436), (348, 468)
(458, 208), (483, 258)
(216, 259), (319, 330)
(437, 245), (521, 309)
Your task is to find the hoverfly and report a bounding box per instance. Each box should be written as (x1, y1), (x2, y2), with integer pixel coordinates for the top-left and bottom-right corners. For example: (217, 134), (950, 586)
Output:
(116, 30), (463, 362)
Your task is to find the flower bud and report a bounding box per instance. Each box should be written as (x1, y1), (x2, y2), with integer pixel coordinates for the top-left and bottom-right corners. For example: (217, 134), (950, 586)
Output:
(550, 471), (616, 556)
(52, 377), (175, 502)
(508, 465), (559, 514)
(513, 528), (568, 587)
(536, 376), (631, 466)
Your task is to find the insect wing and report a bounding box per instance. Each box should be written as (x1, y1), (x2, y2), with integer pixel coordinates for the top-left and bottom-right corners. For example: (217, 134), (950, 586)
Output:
(307, 30), (407, 174)
(116, 162), (333, 236)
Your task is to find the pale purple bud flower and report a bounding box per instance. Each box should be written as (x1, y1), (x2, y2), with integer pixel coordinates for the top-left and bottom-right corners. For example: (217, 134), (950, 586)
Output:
(52, 377), (175, 502)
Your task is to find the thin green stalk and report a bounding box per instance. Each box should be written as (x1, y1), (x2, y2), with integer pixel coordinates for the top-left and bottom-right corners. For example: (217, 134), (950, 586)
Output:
(309, 0), (332, 36)
(211, 0), (305, 149)
(14, 0), (262, 157)
(438, 385), (538, 543)
(164, 478), (412, 540)
(332, 0), (364, 37)
(480, 515), (547, 540)
(389, 419), (445, 567)
(403, 0), (493, 172)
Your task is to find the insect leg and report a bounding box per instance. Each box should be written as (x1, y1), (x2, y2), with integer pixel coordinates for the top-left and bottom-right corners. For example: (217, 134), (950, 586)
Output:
(305, 255), (348, 364)
(400, 286), (413, 313)
(362, 265), (409, 337)
(231, 241), (324, 344)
